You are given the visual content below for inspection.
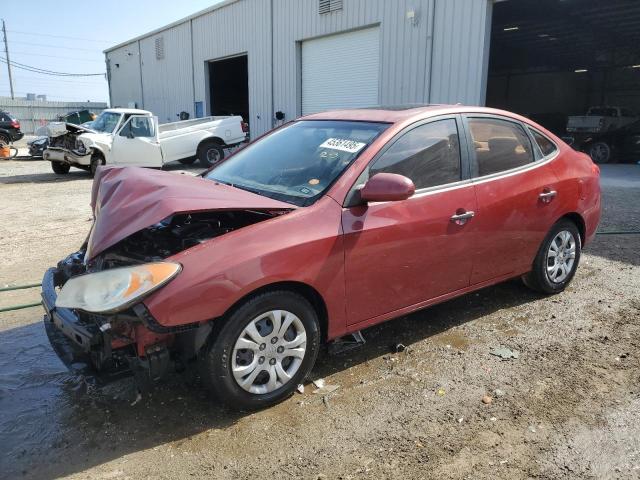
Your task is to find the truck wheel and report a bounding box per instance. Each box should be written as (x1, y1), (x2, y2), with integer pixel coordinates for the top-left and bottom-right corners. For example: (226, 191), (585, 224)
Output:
(0, 134), (9, 145)
(199, 290), (320, 411)
(90, 152), (104, 177)
(198, 141), (225, 168)
(178, 157), (197, 165)
(51, 162), (70, 175)
(589, 142), (611, 164)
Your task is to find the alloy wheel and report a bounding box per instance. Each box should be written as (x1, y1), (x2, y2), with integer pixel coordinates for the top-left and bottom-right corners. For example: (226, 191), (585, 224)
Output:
(546, 230), (576, 283)
(232, 309), (307, 394)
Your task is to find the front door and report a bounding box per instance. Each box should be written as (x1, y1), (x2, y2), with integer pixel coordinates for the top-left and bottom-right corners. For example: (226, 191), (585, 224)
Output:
(342, 117), (478, 325)
(111, 115), (163, 167)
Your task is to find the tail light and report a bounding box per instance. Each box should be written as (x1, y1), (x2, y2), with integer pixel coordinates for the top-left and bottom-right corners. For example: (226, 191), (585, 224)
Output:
(241, 121), (249, 133)
(10, 119), (20, 129)
(591, 163), (600, 176)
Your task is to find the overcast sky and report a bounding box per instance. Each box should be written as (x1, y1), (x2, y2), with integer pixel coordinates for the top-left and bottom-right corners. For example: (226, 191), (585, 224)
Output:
(0, 0), (222, 104)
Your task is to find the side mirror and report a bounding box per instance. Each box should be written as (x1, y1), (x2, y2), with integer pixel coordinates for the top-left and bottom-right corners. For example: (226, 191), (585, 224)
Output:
(360, 173), (415, 203)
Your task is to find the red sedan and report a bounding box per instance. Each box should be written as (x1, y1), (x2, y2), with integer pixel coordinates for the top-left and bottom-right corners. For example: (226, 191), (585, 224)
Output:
(43, 105), (601, 410)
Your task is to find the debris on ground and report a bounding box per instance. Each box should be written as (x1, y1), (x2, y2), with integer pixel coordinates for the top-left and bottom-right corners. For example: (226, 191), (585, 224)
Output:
(130, 391), (142, 406)
(391, 343), (406, 353)
(296, 384), (305, 394)
(482, 395), (493, 405)
(312, 378), (325, 389)
(490, 346), (520, 360)
(437, 388), (446, 396)
(313, 385), (340, 395)
(494, 389), (506, 397)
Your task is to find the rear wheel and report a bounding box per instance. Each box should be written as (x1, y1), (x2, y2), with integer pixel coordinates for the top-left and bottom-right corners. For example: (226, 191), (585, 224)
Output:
(0, 134), (10, 145)
(197, 140), (225, 168)
(523, 219), (581, 294)
(51, 161), (70, 174)
(589, 141), (611, 164)
(199, 290), (320, 410)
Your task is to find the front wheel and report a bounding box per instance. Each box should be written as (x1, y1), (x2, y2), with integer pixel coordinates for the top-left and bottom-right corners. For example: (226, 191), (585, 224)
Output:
(197, 141), (225, 168)
(51, 161), (70, 174)
(588, 141), (611, 164)
(523, 219), (581, 294)
(90, 152), (104, 177)
(199, 291), (320, 410)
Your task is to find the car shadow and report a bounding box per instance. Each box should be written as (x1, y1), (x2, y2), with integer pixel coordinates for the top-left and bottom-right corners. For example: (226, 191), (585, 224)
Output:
(1, 279), (543, 480)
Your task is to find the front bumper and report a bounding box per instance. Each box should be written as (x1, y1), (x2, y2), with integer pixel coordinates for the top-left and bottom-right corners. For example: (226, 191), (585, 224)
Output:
(43, 147), (91, 166)
(41, 267), (130, 382)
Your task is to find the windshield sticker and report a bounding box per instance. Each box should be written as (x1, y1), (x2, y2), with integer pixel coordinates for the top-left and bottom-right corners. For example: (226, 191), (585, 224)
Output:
(319, 138), (367, 153)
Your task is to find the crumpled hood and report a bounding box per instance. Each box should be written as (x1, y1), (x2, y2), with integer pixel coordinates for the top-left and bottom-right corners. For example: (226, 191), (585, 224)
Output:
(86, 166), (295, 259)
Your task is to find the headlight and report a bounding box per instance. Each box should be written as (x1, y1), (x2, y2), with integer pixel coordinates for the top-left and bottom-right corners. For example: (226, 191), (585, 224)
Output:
(56, 262), (181, 313)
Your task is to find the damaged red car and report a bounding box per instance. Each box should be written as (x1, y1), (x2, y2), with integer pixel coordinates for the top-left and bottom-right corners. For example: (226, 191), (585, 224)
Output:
(42, 105), (601, 410)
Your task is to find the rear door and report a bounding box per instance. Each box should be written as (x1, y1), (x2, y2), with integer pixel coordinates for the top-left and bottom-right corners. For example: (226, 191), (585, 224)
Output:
(111, 115), (163, 167)
(463, 115), (562, 284)
(342, 116), (478, 325)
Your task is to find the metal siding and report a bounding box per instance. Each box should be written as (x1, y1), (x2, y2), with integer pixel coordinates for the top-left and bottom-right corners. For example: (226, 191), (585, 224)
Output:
(192, 0), (272, 138)
(139, 23), (195, 123)
(429, 0), (491, 105)
(105, 43), (143, 109)
(0, 98), (107, 134)
(104, 0), (491, 138)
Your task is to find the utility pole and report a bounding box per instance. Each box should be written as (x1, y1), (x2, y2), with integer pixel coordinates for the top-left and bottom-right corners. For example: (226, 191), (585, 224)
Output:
(2, 19), (15, 99)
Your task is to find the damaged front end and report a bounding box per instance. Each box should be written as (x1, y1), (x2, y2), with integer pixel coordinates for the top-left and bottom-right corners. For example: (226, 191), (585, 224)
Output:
(42, 209), (281, 387)
(41, 123), (92, 166)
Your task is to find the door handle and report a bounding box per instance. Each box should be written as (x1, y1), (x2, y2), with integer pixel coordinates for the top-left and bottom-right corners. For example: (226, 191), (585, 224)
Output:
(539, 189), (557, 203)
(450, 210), (475, 225)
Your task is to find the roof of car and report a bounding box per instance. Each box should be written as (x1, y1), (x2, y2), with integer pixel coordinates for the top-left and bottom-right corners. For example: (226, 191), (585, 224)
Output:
(104, 108), (152, 115)
(301, 104), (531, 126)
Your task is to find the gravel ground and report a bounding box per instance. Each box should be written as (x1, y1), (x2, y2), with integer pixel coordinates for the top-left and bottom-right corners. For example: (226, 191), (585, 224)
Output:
(0, 158), (639, 480)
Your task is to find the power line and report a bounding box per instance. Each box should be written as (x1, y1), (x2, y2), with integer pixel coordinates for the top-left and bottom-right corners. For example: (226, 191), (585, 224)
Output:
(8, 40), (102, 53)
(10, 50), (105, 63)
(0, 56), (105, 77)
(7, 29), (117, 44)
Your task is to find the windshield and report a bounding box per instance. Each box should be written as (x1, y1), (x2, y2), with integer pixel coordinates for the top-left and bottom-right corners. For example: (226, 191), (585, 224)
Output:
(205, 120), (389, 206)
(90, 111), (122, 133)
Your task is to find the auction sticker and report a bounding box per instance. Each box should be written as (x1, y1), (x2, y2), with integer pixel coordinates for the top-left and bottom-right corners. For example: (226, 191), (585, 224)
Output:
(319, 138), (366, 153)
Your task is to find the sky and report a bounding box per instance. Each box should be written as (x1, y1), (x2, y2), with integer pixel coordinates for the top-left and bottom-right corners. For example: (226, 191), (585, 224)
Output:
(0, 0), (223, 104)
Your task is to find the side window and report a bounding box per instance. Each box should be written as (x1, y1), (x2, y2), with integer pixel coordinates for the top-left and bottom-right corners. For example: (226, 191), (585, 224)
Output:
(468, 118), (534, 177)
(119, 116), (154, 138)
(369, 119), (462, 189)
(530, 129), (558, 157)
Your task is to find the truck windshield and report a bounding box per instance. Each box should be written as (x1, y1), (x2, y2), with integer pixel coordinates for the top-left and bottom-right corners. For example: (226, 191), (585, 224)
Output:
(205, 120), (389, 206)
(90, 112), (122, 133)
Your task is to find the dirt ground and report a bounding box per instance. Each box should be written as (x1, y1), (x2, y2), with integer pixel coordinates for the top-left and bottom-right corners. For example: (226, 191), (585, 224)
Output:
(0, 156), (639, 480)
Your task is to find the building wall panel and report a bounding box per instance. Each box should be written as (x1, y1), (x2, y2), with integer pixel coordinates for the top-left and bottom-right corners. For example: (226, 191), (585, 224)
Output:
(107, 42), (143, 109)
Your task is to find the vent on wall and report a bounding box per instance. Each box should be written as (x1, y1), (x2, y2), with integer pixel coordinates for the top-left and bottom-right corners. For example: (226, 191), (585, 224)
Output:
(155, 37), (165, 60)
(318, 0), (343, 14)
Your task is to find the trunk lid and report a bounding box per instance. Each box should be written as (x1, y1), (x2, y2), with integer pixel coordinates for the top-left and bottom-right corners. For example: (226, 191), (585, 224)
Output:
(86, 166), (295, 259)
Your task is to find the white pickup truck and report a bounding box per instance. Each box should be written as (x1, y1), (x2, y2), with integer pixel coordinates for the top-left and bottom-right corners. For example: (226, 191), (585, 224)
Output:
(42, 108), (247, 175)
(566, 106), (637, 134)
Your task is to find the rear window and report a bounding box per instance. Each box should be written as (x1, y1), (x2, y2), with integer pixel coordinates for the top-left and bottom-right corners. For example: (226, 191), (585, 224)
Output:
(530, 129), (558, 157)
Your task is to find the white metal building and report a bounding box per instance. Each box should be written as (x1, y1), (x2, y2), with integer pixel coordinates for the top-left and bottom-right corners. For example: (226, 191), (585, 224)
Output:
(104, 0), (640, 140)
(104, 0), (491, 138)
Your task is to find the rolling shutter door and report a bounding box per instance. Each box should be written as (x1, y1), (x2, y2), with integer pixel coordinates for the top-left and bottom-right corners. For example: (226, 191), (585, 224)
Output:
(301, 27), (380, 115)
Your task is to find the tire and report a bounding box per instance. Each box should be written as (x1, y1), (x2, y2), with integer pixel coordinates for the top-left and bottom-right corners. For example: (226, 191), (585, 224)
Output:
(199, 290), (321, 410)
(588, 141), (611, 164)
(51, 161), (70, 174)
(90, 152), (104, 177)
(178, 157), (197, 165)
(197, 140), (225, 168)
(522, 219), (582, 294)
(0, 134), (9, 145)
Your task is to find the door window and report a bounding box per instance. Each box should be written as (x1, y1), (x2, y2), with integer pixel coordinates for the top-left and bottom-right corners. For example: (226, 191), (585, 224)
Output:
(369, 119), (462, 189)
(119, 116), (154, 138)
(468, 118), (534, 177)
(530, 129), (558, 157)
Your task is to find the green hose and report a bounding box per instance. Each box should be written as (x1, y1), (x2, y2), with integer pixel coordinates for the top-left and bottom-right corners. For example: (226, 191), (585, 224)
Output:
(0, 302), (41, 313)
(0, 282), (41, 292)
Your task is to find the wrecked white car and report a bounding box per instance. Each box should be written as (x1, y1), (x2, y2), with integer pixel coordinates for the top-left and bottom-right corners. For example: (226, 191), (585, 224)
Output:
(42, 108), (248, 175)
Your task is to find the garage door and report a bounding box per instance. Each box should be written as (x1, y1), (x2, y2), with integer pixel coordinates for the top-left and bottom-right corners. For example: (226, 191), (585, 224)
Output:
(301, 27), (380, 115)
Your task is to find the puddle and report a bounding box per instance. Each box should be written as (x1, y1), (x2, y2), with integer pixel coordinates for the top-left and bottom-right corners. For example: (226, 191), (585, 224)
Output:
(431, 331), (470, 351)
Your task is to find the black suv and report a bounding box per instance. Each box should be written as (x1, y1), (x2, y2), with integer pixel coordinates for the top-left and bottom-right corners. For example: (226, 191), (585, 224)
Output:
(0, 110), (24, 144)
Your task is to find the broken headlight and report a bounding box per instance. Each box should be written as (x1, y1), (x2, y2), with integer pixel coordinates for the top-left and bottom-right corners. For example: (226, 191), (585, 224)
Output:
(56, 262), (181, 314)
